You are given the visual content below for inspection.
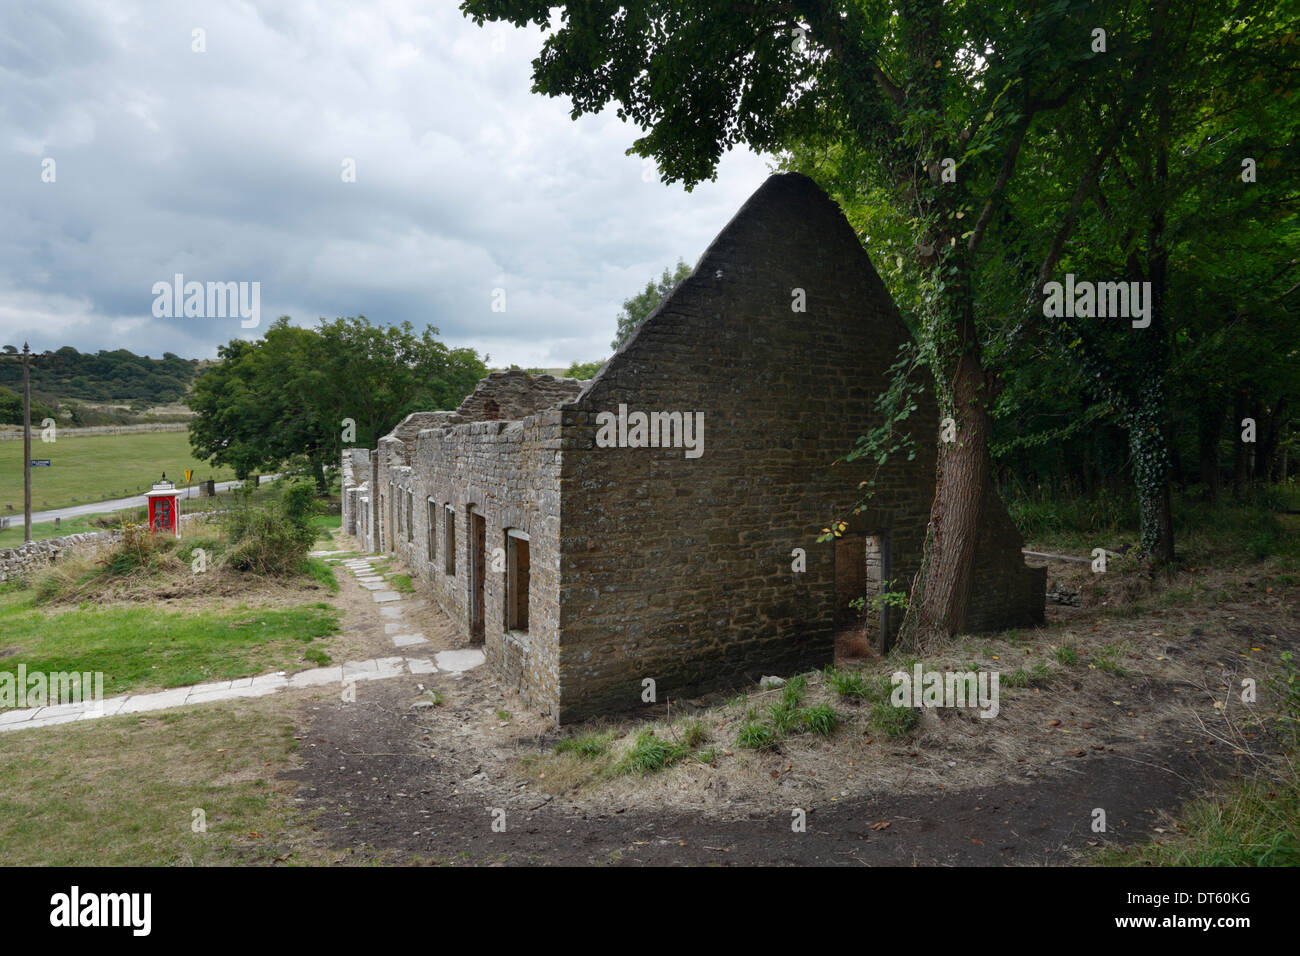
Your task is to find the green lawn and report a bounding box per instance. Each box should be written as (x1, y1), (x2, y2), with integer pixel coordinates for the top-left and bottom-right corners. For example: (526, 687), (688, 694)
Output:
(0, 586), (341, 697)
(0, 429), (234, 515)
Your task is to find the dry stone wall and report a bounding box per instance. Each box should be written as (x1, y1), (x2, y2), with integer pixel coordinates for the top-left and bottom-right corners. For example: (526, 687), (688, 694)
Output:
(0, 513), (214, 583)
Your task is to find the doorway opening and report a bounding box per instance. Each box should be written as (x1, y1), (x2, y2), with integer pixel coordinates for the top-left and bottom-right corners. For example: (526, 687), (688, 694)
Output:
(468, 508), (486, 643)
(833, 532), (890, 659)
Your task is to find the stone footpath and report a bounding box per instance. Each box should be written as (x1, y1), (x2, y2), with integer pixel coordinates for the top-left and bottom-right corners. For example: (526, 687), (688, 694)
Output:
(0, 548), (484, 734)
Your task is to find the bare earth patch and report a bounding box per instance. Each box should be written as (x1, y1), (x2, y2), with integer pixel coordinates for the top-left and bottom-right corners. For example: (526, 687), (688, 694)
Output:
(282, 554), (1297, 864)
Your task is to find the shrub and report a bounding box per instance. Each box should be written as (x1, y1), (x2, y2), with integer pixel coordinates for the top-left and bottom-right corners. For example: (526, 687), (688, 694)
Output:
(101, 523), (175, 577)
(221, 481), (320, 575)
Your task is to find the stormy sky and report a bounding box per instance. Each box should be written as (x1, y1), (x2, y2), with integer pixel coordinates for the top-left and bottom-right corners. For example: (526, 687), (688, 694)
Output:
(0, 1), (772, 369)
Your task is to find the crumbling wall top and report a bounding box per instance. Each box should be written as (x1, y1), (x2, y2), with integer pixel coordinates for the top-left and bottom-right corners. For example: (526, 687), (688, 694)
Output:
(454, 369), (587, 423)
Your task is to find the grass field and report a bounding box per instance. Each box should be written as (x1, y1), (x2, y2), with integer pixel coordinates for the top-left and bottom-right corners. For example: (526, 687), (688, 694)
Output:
(0, 583), (341, 696)
(0, 430), (235, 515)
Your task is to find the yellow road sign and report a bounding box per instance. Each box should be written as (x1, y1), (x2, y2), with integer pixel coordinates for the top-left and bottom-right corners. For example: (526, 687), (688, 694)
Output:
(184, 469), (193, 483)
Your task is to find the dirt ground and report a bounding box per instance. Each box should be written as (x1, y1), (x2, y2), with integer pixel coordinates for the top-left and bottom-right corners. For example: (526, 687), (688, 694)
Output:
(279, 545), (1298, 865)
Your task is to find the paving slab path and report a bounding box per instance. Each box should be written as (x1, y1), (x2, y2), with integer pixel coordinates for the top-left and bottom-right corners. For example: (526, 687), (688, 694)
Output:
(1, 548), (484, 734)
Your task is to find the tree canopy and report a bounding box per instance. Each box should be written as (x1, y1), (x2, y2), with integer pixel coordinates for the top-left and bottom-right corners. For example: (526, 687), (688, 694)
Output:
(0, 347), (198, 406)
(463, 0), (1297, 644)
(187, 316), (487, 489)
(611, 259), (692, 350)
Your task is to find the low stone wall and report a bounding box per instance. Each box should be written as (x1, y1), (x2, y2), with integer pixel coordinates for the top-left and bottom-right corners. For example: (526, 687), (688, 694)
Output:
(0, 532), (120, 582)
(0, 513), (214, 583)
(0, 423), (188, 441)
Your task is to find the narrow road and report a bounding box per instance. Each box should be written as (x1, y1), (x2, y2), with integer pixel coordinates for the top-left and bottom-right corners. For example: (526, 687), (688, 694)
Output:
(6, 475), (277, 527)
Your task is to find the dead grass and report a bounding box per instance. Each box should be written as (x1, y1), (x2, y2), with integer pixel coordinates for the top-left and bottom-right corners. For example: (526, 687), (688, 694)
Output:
(413, 556), (1300, 821)
(27, 541), (338, 612)
(0, 694), (416, 865)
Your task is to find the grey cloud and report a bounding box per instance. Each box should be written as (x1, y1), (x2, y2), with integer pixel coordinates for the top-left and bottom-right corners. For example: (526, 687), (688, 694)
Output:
(0, 0), (770, 368)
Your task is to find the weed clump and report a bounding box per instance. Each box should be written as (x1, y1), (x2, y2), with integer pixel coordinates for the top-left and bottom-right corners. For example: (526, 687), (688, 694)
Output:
(737, 673), (844, 749)
(616, 730), (688, 774)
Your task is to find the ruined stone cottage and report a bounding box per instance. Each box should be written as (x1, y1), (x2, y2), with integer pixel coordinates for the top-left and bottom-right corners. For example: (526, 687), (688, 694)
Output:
(341, 173), (1045, 722)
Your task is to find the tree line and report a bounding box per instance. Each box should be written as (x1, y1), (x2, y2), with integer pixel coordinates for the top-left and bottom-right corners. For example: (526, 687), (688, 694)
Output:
(0, 346), (199, 408)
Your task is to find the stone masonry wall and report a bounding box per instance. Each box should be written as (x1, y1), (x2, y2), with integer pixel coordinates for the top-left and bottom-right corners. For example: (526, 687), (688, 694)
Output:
(347, 173), (1045, 724)
(0, 532), (123, 582)
(385, 411), (565, 716)
(453, 370), (586, 423)
(341, 448), (369, 536)
(555, 173), (940, 721)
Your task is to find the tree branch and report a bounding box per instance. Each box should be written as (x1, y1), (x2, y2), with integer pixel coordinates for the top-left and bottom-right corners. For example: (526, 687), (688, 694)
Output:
(967, 113), (1032, 253)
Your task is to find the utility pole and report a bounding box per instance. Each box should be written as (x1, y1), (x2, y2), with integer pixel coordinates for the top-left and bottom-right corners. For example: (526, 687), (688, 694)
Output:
(22, 342), (32, 544)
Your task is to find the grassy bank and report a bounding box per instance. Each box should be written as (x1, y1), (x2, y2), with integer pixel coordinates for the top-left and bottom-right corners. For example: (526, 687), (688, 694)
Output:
(0, 429), (235, 515)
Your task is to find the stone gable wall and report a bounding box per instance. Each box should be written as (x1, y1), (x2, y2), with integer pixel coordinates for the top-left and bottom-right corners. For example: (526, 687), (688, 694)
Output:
(553, 172), (939, 720)
(454, 370), (586, 423)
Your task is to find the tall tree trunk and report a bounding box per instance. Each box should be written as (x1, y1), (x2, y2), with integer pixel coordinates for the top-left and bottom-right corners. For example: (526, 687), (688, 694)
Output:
(1197, 402), (1224, 501)
(1127, 394), (1175, 563)
(902, 278), (994, 649)
(1259, 398), (1286, 484)
(1232, 389), (1249, 497)
(1134, 92), (1175, 564)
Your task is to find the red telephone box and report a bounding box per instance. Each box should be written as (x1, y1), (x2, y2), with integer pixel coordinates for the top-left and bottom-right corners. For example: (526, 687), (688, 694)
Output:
(146, 474), (180, 537)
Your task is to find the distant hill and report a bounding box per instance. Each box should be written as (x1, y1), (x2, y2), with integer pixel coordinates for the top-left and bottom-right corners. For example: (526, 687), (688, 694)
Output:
(0, 347), (200, 407)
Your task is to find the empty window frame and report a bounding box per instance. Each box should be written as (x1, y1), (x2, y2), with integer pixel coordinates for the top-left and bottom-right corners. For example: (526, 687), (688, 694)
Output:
(406, 491), (414, 542)
(443, 505), (456, 575)
(426, 497), (437, 562)
(505, 529), (530, 633)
